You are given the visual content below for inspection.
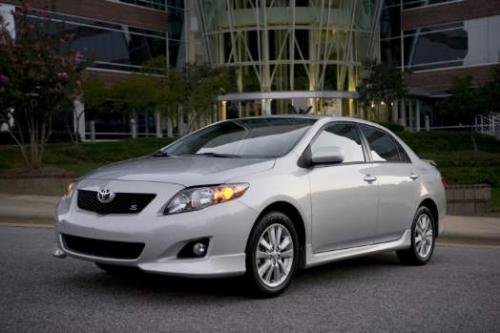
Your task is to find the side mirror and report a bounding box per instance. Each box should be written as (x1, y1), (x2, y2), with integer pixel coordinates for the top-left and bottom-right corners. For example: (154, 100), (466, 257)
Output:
(311, 146), (345, 165)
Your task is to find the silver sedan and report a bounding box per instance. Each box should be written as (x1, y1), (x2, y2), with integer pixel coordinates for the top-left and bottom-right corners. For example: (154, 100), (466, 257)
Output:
(54, 116), (446, 296)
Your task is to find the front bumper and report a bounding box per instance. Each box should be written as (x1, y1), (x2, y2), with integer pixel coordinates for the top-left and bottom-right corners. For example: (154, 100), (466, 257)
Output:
(54, 182), (257, 277)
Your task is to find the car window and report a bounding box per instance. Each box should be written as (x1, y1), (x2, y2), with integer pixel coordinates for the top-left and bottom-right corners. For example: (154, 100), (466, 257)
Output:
(311, 123), (365, 163)
(164, 117), (317, 158)
(360, 125), (401, 162)
(395, 141), (411, 163)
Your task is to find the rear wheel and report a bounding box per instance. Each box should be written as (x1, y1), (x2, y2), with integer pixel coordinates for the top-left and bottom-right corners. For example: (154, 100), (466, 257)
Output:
(397, 206), (435, 265)
(246, 211), (299, 297)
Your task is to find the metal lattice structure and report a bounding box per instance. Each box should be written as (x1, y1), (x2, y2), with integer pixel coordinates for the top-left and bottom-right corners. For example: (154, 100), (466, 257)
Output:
(195, 0), (383, 116)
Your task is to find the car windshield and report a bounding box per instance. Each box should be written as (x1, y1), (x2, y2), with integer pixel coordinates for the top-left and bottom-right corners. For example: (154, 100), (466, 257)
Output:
(162, 117), (317, 158)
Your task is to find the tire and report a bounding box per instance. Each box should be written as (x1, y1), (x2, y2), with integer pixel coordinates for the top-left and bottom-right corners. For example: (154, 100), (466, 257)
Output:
(245, 211), (299, 297)
(397, 206), (436, 265)
(95, 263), (141, 276)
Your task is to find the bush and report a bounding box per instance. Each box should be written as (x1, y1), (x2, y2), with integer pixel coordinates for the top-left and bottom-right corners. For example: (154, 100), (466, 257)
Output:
(0, 130), (75, 145)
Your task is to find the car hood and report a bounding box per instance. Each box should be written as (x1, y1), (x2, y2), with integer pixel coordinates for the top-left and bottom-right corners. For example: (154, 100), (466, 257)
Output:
(84, 155), (276, 187)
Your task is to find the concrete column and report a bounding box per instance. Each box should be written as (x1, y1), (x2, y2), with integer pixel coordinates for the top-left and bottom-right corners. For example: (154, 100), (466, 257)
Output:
(399, 98), (407, 127)
(155, 111), (162, 138)
(392, 100), (399, 124)
(262, 99), (272, 116)
(130, 118), (137, 139)
(178, 106), (185, 136)
(220, 100), (227, 120)
(90, 120), (96, 142)
(166, 117), (173, 138)
(416, 100), (421, 132)
(73, 99), (86, 141)
(408, 100), (414, 131)
(425, 115), (430, 131)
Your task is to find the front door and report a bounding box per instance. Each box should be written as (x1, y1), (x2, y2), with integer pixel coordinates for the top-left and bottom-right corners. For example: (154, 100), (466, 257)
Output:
(309, 123), (379, 253)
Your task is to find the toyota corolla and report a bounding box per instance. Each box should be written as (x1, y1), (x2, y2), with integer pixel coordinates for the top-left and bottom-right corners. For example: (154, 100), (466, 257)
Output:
(53, 116), (446, 296)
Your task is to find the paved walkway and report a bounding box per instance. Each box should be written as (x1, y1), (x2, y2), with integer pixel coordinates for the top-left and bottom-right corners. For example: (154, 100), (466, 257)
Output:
(1, 193), (500, 245)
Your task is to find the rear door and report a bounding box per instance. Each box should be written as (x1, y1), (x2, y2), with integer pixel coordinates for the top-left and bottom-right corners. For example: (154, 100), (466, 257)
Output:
(309, 122), (379, 252)
(359, 125), (420, 242)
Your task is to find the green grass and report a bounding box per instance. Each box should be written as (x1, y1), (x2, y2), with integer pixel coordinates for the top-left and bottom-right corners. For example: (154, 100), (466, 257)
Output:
(0, 138), (175, 175)
(492, 188), (500, 210)
(399, 131), (500, 187)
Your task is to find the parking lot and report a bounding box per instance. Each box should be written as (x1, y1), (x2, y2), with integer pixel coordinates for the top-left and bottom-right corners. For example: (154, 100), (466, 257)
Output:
(1, 226), (499, 332)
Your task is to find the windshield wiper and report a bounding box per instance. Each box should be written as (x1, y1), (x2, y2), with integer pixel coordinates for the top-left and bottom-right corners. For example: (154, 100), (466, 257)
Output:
(194, 152), (242, 158)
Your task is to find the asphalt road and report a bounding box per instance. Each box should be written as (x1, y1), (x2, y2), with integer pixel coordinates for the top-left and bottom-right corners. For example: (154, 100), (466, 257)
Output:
(1, 226), (499, 332)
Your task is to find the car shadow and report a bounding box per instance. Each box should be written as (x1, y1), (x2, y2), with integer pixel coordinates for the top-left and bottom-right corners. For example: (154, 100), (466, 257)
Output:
(59, 252), (413, 299)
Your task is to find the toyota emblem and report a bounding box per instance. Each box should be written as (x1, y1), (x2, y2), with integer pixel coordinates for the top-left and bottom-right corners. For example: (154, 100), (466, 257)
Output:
(97, 188), (115, 204)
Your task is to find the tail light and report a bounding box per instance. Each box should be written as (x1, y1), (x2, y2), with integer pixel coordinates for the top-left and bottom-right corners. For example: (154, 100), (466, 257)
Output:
(441, 176), (449, 189)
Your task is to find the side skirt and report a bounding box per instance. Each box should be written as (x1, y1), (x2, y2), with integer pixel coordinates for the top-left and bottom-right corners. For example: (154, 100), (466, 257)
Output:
(305, 230), (412, 268)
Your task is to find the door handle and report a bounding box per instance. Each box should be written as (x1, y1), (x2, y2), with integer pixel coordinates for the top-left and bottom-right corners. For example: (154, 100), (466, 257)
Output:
(363, 174), (377, 183)
(410, 173), (419, 180)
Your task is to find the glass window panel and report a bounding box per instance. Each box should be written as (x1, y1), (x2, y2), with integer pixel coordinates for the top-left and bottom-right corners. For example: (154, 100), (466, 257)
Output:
(381, 4), (401, 39)
(404, 27), (467, 69)
(360, 125), (401, 162)
(312, 123), (365, 163)
(119, 0), (166, 11)
(381, 39), (401, 66)
(28, 14), (166, 72)
(403, 0), (460, 10)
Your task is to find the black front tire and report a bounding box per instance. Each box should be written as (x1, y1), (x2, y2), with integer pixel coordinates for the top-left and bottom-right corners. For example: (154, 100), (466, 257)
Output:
(397, 206), (436, 265)
(245, 211), (299, 297)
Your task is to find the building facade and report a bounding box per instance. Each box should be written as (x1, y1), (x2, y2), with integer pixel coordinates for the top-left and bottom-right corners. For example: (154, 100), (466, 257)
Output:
(381, 0), (500, 128)
(196, 0), (384, 118)
(0, 0), (187, 137)
(1, 0), (499, 137)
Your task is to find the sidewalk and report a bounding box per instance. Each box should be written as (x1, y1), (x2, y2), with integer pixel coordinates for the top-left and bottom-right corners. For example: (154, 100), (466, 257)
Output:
(0, 193), (58, 225)
(1, 193), (500, 246)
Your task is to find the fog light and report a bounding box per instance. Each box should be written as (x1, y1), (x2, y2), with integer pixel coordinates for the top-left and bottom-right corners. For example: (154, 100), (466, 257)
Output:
(193, 242), (206, 256)
(177, 238), (210, 258)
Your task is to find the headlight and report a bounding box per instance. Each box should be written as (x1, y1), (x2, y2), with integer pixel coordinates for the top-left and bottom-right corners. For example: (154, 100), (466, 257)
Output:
(164, 183), (249, 214)
(63, 182), (75, 199)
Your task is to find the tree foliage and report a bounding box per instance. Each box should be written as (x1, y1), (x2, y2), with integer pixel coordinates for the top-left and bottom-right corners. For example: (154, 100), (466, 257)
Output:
(480, 65), (500, 115)
(0, 4), (85, 168)
(437, 67), (500, 126)
(358, 61), (407, 105)
(437, 76), (485, 125)
(82, 58), (232, 135)
(357, 61), (407, 121)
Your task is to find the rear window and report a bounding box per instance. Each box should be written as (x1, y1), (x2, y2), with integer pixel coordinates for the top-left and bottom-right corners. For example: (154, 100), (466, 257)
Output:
(360, 125), (402, 162)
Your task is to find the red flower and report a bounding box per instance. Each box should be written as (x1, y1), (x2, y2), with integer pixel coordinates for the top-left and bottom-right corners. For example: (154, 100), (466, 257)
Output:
(57, 72), (68, 81)
(0, 74), (8, 85)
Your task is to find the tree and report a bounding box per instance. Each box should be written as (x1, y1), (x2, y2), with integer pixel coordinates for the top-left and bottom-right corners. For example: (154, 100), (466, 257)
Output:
(183, 64), (231, 132)
(141, 57), (186, 137)
(0, 5), (85, 168)
(357, 61), (407, 121)
(437, 76), (486, 125)
(480, 65), (500, 115)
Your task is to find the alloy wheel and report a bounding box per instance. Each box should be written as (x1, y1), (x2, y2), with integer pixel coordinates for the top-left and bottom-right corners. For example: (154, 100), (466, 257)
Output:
(255, 223), (294, 288)
(414, 213), (434, 259)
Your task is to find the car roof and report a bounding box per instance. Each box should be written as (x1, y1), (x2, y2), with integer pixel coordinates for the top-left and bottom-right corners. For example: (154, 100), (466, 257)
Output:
(236, 115), (387, 129)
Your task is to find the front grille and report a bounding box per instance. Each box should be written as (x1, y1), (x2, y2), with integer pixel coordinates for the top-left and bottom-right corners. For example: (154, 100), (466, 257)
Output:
(62, 234), (145, 260)
(77, 190), (155, 215)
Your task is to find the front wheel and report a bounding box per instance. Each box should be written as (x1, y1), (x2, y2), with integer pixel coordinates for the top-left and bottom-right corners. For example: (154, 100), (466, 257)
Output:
(397, 206), (435, 265)
(245, 211), (299, 297)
